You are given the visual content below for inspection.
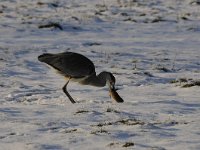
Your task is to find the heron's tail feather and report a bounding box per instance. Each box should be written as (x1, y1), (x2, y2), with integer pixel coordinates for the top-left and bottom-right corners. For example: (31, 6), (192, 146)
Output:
(38, 53), (62, 73)
(38, 53), (55, 63)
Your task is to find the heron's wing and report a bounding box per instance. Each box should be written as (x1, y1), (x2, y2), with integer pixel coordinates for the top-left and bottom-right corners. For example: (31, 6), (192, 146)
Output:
(38, 52), (95, 78)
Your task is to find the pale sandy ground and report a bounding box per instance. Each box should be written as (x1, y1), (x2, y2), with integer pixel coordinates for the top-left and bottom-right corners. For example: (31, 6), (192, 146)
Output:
(0, 0), (200, 149)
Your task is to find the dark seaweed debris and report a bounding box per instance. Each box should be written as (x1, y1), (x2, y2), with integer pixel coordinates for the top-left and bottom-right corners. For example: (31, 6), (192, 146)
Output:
(38, 22), (63, 30)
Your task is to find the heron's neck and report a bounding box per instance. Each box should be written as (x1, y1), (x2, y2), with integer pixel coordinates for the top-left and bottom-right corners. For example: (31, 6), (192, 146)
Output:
(80, 72), (108, 87)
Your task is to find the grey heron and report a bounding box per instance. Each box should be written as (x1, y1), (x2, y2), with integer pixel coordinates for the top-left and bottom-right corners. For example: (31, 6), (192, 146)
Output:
(38, 51), (124, 103)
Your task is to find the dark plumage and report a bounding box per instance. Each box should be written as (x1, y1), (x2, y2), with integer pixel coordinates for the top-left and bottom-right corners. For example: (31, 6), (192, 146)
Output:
(38, 52), (95, 78)
(38, 52), (124, 103)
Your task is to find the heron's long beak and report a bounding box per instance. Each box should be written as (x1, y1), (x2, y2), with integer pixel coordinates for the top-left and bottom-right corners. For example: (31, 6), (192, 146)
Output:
(109, 82), (115, 90)
(109, 83), (115, 99)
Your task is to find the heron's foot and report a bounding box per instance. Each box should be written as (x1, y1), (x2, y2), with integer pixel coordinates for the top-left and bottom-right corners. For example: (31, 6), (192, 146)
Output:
(62, 89), (76, 104)
(68, 95), (76, 104)
(62, 88), (76, 104)
(62, 79), (76, 104)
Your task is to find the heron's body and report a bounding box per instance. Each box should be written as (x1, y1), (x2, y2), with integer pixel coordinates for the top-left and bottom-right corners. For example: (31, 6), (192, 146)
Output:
(38, 52), (94, 80)
(38, 52), (124, 103)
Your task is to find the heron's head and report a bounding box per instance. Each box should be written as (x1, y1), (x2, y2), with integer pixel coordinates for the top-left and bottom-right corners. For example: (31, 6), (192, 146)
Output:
(106, 72), (116, 90)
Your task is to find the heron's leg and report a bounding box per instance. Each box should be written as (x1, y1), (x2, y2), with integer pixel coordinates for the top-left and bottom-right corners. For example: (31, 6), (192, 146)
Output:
(62, 79), (76, 104)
